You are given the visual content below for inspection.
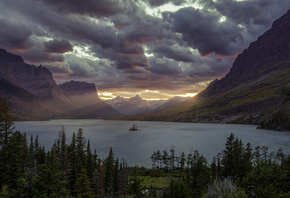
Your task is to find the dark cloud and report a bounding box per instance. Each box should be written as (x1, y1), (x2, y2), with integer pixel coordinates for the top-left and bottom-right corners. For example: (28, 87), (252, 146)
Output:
(1, 0), (118, 49)
(113, 40), (144, 55)
(0, 19), (32, 50)
(146, 0), (186, 7)
(153, 45), (195, 62)
(44, 39), (73, 53)
(163, 8), (243, 56)
(40, 0), (125, 17)
(22, 47), (65, 63)
(65, 54), (98, 78)
(187, 54), (234, 81)
(148, 57), (183, 76)
(209, 0), (290, 27)
(116, 54), (149, 69)
(0, 0), (289, 96)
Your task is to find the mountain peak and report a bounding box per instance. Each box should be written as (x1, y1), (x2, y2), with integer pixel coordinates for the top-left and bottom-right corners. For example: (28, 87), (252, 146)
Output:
(0, 48), (24, 63)
(201, 10), (290, 97)
(59, 80), (100, 101)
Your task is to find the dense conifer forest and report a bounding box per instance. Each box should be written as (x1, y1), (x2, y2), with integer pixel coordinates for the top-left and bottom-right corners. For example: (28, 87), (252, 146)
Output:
(1, 98), (290, 198)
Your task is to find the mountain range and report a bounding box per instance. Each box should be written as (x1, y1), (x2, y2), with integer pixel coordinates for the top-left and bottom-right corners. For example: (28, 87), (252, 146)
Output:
(105, 95), (190, 115)
(117, 10), (290, 130)
(1, 10), (289, 130)
(0, 50), (120, 120)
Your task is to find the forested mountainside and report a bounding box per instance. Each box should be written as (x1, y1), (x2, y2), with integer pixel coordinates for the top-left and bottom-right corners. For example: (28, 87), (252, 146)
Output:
(0, 49), (120, 120)
(118, 10), (290, 130)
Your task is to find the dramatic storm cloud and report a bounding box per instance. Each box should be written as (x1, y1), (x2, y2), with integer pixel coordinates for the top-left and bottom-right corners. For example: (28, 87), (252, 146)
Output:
(0, 0), (289, 99)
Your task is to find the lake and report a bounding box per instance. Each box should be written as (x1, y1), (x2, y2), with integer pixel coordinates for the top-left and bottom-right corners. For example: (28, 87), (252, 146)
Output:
(14, 119), (290, 167)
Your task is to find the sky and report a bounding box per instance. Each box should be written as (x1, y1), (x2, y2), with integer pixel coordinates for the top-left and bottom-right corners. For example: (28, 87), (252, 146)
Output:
(0, 0), (289, 100)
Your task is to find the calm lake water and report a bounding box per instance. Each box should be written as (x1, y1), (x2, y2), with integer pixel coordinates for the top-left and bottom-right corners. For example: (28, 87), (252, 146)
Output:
(15, 119), (290, 167)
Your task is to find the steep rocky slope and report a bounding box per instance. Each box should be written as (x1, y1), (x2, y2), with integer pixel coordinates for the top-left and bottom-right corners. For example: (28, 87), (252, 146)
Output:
(0, 49), (71, 104)
(0, 49), (120, 120)
(0, 78), (63, 120)
(118, 10), (290, 128)
(59, 81), (121, 118)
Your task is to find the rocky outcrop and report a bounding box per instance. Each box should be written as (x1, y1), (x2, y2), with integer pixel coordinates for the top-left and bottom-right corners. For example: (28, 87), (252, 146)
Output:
(0, 49), (71, 103)
(0, 49), (120, 120)
(201, 10), (290, 97)
(0, 78), (63, 120)
(59, 80), (102, 105)
(59, 80), (121, 118)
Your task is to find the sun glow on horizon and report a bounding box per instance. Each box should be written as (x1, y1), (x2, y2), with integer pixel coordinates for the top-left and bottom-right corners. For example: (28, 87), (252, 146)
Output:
(98, 90), (198, 101)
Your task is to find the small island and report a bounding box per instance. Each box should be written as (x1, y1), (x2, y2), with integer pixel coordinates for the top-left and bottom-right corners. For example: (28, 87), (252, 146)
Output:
(129, 124), (138, 131)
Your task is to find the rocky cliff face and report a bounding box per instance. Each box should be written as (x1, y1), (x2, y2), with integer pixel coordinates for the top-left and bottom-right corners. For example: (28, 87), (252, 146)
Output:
(0, 49), (120, 120)
(59, 80), (102, 105)
(184, 10), (290, 124)
(0, 49), (71, 103)
(201, 10), (290, 97)
(0, 78), (63, 120)
(59, 80), (121, 118)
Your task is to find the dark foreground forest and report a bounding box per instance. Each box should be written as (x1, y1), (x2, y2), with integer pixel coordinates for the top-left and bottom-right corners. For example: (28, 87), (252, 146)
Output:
(1, 98), (290, 198)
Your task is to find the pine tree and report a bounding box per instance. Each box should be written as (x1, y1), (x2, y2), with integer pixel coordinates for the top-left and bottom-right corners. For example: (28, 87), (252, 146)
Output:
(104, 147), (115, 194)
(170, 146), (176, 170)
(163, 180), (191, 198)
(0, 98), (14, 146)
(118, 159), (129, 197)
(35, 147), (71, 197)
(68, 132), (77, 191)
(186, 150), (210, 197)
(86, 140), (95, 182)
(74, 168), (94, 198)
(95, 158), (105, 197)
(180, 152), (186, 170)
(76, 128), (86, 173)
(1, 131), (27, 189)
(0, 98), (14, 189)
(162, 150), (170, 170)
(221, 133), (235, 177)
(113, 158), (119, 195)
(126, 167), (146, 198)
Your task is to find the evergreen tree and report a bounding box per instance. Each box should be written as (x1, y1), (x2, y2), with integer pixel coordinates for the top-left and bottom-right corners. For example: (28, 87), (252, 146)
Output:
(170, 146), (175, 170)
(74, 168), (94, 198)
(151, 151), (157, 169)
(162, 150), (170, 170)
(180, 152), (186, 170)
(113, 158), (119, 195)
(76, 128), (86, 173)
(221, 133), (236, 177)
(68, 132), (78, 191)
(0, 98), (14, 146)
(126, 167), (145, 198)
(186, 150), (210, 197)
(118, 159), (129, 197)
(156, 150), (162, 169)
(86, 140), (95, 182)
(104, 147), (115, 194)
(34, 147), (71, 197)
(163, 180), (191, 198)
(95, 158), (105, 197)
(0, 131), (27, 189)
